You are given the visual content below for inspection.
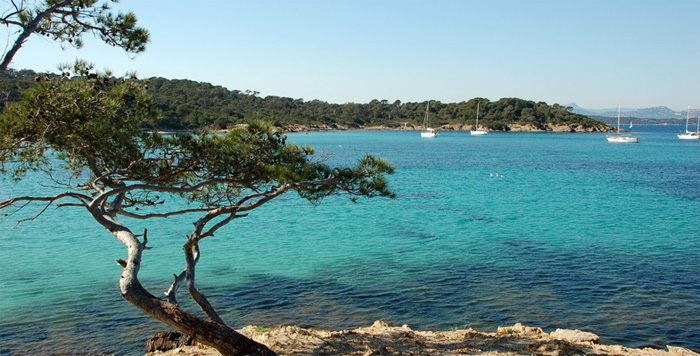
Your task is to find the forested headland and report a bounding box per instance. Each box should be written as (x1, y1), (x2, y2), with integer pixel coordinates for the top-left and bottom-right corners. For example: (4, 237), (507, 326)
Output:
(0, 69), (611, 132)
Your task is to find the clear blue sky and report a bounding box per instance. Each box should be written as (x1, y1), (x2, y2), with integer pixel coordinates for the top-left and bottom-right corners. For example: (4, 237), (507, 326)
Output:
(6, 0), (700, 111)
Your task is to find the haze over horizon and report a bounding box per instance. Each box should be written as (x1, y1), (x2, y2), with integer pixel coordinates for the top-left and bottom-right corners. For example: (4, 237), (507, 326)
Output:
(4, 0), (700, 111)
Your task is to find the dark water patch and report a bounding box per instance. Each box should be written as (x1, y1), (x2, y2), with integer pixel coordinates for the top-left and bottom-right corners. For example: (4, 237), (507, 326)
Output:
(1, 242), (699, 354)
(0, 283), (159, 355)
(0, 321), (50, 348)
(201, 237), (700, 352)
(215, 273), (467, 330)
(490, 237), (700, 350)
(392, 226), (439, 241)
(612, 161), (700, 201)
(209, 264), (237, 277)
(462, 214), (502, 223)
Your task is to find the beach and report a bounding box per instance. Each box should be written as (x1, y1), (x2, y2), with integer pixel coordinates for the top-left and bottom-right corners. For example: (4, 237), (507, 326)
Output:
(145, 321), (699, 356)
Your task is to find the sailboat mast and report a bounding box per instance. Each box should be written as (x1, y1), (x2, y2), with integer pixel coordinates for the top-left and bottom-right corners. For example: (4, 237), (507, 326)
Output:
(617, 102), (621, 134)
(425, 101), (430, 129)
(475, 102), (480, 127)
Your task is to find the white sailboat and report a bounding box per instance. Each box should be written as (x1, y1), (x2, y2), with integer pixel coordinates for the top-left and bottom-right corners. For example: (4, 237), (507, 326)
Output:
(471, 103), (488, 136)
(677, 107), (699, 140)
(421, 101), (438, 138)
(606, 102), (639, 143)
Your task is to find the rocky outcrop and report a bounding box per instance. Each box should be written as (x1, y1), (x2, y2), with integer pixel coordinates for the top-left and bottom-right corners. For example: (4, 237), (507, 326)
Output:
(550, 328), (601, 344)
(146, 331), (196, 352)
(145, 322), (700, 356)
(276, 123), (614, 133)
(507, 123), (613, 133)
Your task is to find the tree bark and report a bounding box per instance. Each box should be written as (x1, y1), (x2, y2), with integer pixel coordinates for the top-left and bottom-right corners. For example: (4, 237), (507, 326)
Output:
(121, 282), (276, 356)
(107, 219), (277, 355)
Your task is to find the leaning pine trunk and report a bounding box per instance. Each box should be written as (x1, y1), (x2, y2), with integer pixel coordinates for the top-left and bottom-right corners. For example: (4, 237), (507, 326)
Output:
(115, 228), (277, 356)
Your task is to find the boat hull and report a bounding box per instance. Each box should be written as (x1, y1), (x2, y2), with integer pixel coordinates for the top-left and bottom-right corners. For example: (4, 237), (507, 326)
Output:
(678, 133), (700, 140)
(471, 129), (488, 136)
(606, 135), (639, 143)
(421, 127), (437, 138)
(607, 103), (638, 143)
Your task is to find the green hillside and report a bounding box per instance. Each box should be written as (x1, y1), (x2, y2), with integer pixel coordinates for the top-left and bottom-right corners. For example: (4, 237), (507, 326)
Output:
(1, 69), (609, 132)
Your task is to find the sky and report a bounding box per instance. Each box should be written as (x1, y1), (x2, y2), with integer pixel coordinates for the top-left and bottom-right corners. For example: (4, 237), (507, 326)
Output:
(3, 0), (700, 111)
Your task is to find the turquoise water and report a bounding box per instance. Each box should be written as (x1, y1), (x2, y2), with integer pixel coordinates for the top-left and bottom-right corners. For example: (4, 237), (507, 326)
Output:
(1, 126), (699, 355)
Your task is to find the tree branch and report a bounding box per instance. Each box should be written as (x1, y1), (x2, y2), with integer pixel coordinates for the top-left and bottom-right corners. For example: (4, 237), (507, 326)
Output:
(0, 191), (92, 211)
(164, 270), (186, 304)
(90, 179), (243, 210)
(118, 207), (212, 220)
(0, 0), (72, 71)
(1, 0), (24, 24)
(184, 239), (225, 324)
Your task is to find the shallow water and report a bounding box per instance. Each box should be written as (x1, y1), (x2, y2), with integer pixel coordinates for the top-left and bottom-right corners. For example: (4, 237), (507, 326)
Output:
(1, 126), (699, 355)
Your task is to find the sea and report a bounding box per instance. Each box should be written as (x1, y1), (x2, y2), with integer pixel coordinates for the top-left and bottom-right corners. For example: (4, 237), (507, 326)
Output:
(1, 125), (698, 355)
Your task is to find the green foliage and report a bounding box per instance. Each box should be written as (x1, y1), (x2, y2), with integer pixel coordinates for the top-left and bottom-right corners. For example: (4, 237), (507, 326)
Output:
(0, 70), (605, 131)
(142, 122), (394, 206)
(142, 79), (604, 131)
(0, 69), (39, 103)
(0, 71), (394, 209)
(0, 69), (155, 180)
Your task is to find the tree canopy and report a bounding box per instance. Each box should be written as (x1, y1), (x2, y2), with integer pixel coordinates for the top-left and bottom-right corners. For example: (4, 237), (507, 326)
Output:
(0, 68), (394, 355)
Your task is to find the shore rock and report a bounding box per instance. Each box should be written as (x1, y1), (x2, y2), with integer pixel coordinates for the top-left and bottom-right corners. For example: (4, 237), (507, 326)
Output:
(550, 328), (600, 344)
(144, 322), (699, 356)
(278, 123), (613, 133)
(146, 331), (196, 352)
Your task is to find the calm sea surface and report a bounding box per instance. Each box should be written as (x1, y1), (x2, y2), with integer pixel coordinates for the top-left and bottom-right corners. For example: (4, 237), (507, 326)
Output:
(1, 125), (699, 355)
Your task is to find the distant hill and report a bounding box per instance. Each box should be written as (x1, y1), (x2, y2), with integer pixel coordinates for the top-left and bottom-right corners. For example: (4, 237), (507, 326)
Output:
(589, 115), (684, 126)
(623, 106), (683, 119)
(1, 69), (610, 132)
(569, 103), (695, 119)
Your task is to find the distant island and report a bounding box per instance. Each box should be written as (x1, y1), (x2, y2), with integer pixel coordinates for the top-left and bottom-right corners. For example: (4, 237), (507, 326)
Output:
(1, 69), (612, 133)
(568, 103), (697, 126)
(569, 102), (697, 120)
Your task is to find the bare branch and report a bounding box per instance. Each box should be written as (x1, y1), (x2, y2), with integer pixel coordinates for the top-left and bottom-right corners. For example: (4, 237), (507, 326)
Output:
(0, 191), (92, 211)
(118, 207), (212, 220)
(141, 228), (151, 250)
(189, 178), (341, 240)
(164, 271), (185, 304)
(1, 0), (24, 24)
(199, 213), (238, 239)
(17, 200), (55, 223)
(0, 192), (90, 226)
(90, 179), (241, 209)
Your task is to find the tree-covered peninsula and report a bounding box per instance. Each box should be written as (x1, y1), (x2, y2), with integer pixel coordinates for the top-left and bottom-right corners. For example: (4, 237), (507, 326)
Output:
(0, 69), (610, 132)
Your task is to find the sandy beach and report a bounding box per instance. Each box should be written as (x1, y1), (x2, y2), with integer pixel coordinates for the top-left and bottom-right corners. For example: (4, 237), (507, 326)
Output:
(145, 321), (699, 356)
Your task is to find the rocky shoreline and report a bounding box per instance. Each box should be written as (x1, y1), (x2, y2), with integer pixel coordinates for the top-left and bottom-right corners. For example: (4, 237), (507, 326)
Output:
(280, 123), (615, 133)
(145, 321), (699, 356)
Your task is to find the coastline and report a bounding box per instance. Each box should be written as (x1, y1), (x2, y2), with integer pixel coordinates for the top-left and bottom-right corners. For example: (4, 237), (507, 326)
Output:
(279, 122), (615, 133)
(160, 122), (620, 135)
(145, 321), (699, 356)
